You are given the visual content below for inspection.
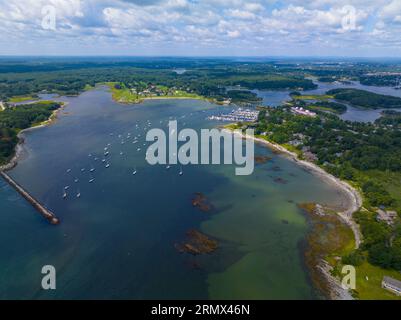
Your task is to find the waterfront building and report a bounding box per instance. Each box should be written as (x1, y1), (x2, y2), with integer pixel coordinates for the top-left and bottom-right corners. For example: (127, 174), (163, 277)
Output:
(291, 106), (317, 117)
(382, 276), (401, 296)
(208, 108), (259, 122)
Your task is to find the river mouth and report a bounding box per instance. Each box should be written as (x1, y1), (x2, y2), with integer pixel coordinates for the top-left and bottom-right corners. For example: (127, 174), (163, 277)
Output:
(0, 87), (351, 299)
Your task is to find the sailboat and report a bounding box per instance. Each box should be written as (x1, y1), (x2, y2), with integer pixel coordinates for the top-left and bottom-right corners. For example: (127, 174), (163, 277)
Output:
(76, 190), (81, 198)
(132, 168), (137, 175)
(89, 178), (95, 183)
(62, 190), (67, 199)
(179, 167), (183, 176)
(105, 163), (110, 168)
(90, 167), (95, 172)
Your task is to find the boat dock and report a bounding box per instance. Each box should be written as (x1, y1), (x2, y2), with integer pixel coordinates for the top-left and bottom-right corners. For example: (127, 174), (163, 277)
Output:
(0, 171), (59, 225)
(208, 108), (259, 122)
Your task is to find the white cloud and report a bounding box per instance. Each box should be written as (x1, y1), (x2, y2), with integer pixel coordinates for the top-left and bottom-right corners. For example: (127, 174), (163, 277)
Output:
(227, 9), (256, 20)
(0, 0), (399, 56)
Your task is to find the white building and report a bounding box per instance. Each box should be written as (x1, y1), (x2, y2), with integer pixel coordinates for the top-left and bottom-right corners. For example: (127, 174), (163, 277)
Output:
(291, 106), (317, 117)
(376, 209), (398, 225)
(382, 276), (401, 296)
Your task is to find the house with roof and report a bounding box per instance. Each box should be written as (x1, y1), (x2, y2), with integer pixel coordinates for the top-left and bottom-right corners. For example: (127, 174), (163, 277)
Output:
(382, 276), (401, 296)
(376, 209), (398, 225)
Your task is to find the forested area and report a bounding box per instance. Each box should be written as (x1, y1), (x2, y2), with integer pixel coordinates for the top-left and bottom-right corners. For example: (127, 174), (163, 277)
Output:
(254, 107), (401, 271)
(0, 60), (316, 102)
(0, 101), (61, 164)
(327, 88), (401, 109)
(375, 110), (401, 126)
(360, 75), (401, 87)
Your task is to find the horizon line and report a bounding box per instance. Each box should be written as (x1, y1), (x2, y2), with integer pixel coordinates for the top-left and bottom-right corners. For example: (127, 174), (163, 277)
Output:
(1, 54), (401, 61)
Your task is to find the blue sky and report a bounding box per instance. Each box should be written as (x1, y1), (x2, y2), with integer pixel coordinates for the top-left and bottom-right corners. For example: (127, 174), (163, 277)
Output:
(0, 0), (401, 57)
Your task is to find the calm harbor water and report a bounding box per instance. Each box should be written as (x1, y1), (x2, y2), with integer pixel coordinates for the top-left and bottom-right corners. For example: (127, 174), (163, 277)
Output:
(0, 87), (351, 299)
(254, 80), (401, 122)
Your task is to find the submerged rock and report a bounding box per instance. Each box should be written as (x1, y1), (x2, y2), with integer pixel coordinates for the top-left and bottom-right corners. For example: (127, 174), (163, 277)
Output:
(175, 229), (218, 255)
(297, 203), (326, 216)
(297, 202), (317, 214)
(274, 177), (288, 184)
(192, 192), (214, 212)
(254, 155), (272, 164)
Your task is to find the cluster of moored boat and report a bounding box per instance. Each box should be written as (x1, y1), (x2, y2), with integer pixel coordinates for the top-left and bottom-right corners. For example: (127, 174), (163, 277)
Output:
(207, 108), (259, 122)
(61, 116), (192, 200)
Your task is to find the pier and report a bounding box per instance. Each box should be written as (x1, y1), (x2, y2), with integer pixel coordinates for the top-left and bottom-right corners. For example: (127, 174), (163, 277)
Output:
(0, 171), (59, 225)
(208, 108), (259, 122)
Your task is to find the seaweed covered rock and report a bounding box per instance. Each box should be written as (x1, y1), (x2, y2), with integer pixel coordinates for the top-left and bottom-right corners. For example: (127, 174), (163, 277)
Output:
(192, 192), (214, 213)
(175, 229), (218, 255)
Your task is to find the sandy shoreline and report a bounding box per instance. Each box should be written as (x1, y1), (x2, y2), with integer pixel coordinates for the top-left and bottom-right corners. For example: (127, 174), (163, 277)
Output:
(0, 102), (67, 172)
(232, 131), (363, 246)
(228, 130), (363, 300)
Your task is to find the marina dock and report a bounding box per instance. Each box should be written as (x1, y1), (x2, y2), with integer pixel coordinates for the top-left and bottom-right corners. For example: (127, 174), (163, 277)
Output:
(0, 171), (59, 225)
(208, 108), (259, 122)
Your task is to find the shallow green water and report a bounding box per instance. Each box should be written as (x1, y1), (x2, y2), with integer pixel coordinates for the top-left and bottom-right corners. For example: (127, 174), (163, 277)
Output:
(0, 87), (348, 299)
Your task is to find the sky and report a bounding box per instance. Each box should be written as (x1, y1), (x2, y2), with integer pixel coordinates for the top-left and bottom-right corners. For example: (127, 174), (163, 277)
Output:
(0, 0), (401, 57)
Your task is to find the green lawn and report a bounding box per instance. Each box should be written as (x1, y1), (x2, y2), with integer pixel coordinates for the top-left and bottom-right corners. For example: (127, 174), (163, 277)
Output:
(355, 262), (401, 300)
(8, 95), (39, 103)
(293, 94), (334, 101)
(306, 104), (342, 114)
(84, 84), (95, 91)
(106, 82), (205, 104)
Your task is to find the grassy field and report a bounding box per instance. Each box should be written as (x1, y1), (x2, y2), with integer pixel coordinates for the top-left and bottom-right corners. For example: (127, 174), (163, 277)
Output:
(112, 86), (141, 104)
(8, 95), (39, 103)
(84, 84), (95, 91)
(106, 82), (204, 104)
(354, 262), (401, 300)
(293, 94), (334, 101)
(306, 104), (342, 114)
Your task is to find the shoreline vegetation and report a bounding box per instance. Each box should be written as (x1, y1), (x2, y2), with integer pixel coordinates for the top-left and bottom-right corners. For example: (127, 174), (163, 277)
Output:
(105, 82), (265, 106)
(228, 100), (401, 300)
(227, 128), (363, 299)
(0, 101), (66, 171)
(105, 82), (210, 105)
